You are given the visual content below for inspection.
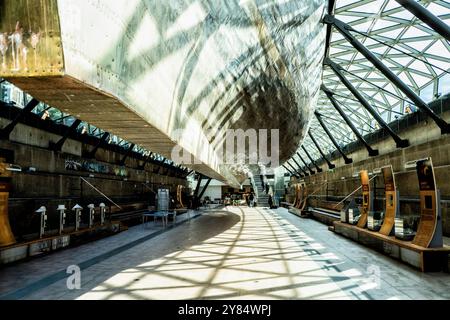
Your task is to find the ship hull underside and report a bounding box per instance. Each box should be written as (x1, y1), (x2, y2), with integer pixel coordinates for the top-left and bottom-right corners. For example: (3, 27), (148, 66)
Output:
(0, 0), (327, 186)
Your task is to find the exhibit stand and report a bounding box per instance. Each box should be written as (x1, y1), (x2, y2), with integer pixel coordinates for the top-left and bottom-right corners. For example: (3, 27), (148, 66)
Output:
(0, 158), (15, 247)
(412, 159), (443, 248)
(357, 170), (373, 228)
(379, 165), (399, 236)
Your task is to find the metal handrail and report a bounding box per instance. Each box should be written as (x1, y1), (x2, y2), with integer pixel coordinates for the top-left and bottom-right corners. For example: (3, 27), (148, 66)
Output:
(302, 181), (330, 203)
(81, 177), (122, 210)
(333, 175), (378, 209)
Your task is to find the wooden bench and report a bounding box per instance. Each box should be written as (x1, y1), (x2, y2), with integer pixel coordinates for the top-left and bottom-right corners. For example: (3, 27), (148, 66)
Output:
(309, 207), (341, 226)
(0, 221), (123, 265)
(333, 221), (450, 272)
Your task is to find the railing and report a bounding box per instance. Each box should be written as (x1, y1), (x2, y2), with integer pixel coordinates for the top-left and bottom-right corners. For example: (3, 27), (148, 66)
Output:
(333, 175), (378, 209)
(80, 177), (122, 210)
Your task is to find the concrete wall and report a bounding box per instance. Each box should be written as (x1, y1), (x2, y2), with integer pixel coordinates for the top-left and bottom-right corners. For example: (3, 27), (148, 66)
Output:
(198, 180), (225, 202)
(0, 119), (188, 238)
(201, 186), (223, 203)
(294, 109), (450, 237)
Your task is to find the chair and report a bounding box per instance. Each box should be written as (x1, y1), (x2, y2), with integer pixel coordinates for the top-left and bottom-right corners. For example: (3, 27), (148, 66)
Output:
(167, 210), (177, 224)
(153, 211), (169, 228)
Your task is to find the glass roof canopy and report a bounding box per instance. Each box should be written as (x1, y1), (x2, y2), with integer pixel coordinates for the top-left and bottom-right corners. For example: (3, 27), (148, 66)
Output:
(292, 0), (450, 171)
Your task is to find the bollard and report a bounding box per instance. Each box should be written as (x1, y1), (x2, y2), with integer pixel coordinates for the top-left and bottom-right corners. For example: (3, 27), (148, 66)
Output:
(99, 203), (106, 226)
(57, 205), (67, 235)
(72, 204), (83, 231)
(35, 206), (47, 239)
(88, 204), (95, 228)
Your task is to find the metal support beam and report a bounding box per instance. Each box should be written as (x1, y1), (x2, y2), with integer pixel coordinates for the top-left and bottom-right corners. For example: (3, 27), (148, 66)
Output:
(0, 98), (39, 139)
(198, 178), (212, 201)
(302, 146), (323, 173)
(163, 166), (171, 176)
(324, 15), (450, 134)
(50, 120), (82, 152)
(138, 152), (153, 170)
(326, 58), (409, 149)
(291, 158), (308, 177)
(289, 161), (306, 177)
(87, 132), (110, 159)
(185, 170), (194, 178)
(192, 174), (204, 209)
(395, 0), (450, 42)
(322, 85), (379, 157)
(297, 153), (315, 175)
(287, 162), (304, 178)
(282, 165), (300, 179)
(193, 175), (203, 199)
(309, 131), (336, 170)
(119, 144), (135, 166)
(315, 112), (353, 164)
(324, 0), (337, 59)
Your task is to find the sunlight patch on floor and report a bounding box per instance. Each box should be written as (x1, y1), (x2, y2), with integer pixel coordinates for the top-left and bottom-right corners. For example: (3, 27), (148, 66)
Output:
(77, 207), (368, 300)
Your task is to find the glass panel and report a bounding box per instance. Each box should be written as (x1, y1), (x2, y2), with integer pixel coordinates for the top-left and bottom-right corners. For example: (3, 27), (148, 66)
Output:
(439, 74), (450, 96)
(421, 82), (435, 103)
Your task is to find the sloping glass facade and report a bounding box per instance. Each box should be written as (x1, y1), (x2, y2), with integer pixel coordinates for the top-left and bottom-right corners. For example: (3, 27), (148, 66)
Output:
(292, 0), (450, 170)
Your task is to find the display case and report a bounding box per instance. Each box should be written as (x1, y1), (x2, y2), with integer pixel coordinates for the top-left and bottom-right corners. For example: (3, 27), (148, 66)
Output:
(368, 211), (384, 232)
(348, 207), (361, 225)
(395, 216), (419, 241)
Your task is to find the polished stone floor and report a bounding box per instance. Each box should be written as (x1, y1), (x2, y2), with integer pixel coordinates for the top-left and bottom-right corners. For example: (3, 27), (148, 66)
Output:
(0, 207), (449, 300)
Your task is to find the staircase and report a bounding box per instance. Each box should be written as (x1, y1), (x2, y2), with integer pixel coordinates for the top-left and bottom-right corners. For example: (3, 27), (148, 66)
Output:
(252, 174), (270, 208)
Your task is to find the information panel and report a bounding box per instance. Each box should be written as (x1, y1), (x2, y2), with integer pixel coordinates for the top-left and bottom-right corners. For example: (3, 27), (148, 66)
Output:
(379, 166), (398, 236)
(412, 159), (443, 248)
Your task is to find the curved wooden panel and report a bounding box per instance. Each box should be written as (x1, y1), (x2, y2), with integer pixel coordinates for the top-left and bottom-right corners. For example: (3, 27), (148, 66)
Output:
(357, 170), (370, 229)
(0, 161), (15, 247)
(380, 165), (397, 236)
(177, 185), (185, 208)
(413, 159), (440, 248)
(299, 184), (308, 211)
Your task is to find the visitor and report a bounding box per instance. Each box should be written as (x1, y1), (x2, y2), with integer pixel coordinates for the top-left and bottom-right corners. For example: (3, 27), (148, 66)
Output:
(268, 195), (273, 209)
